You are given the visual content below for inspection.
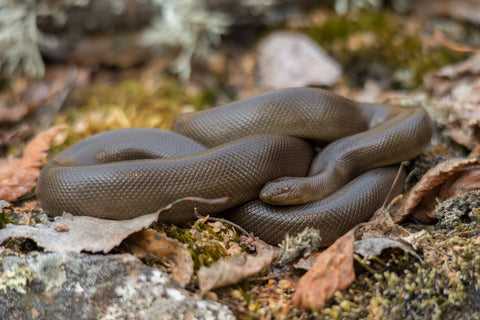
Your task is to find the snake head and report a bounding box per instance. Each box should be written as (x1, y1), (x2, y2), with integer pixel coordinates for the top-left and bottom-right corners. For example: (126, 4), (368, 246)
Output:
(260, 178), (308, 205)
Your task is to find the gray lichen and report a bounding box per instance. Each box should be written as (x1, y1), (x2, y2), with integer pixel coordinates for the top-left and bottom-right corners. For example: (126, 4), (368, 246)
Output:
(0, 251), (235, 320)
(435, 190), (480, 229)
(0, 252), (32, 295)
(140, 0), (231, 79)
(0, 0), (56, 77)
(276, 227), (322, 266)
(0, 0), (231, 80)
(0, 0), (298, 80)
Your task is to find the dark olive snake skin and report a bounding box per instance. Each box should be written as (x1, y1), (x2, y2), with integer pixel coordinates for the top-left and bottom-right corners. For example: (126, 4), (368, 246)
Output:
(36, 88), (433, 245)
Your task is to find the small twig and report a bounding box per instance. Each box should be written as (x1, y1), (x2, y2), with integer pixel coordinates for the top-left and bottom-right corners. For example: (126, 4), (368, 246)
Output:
(434, 28), (479, 53)
(381, 162), (407, 210)
(155, 196), (228, 216)
(193, 207), (251, 237)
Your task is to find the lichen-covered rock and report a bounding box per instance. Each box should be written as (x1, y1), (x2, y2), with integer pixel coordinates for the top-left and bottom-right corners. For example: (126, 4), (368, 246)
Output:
(0, 251), (234, 320)
(256, 31), (342, 90)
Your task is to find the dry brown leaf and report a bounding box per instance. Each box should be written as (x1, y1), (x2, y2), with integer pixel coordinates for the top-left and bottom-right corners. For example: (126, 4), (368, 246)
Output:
(0, 68), (80, 151)
(356, 206), (410, 240)
(123, 229), (193, 286)
(437, 166), (480, 199)
(423, 53), (480, 150)
(354, 237), (420, 259)
(291, 230), (355, 311)
(0, 197), (226, 253)
(292, 251), (323, 271)
(389, 157), (479, 223)
(445, 96), (480, 152)
(0, 76), (62, 124)
(0, 125), (68, 202)
(0, 212), (159, 253)
(198, 239), (275, 292)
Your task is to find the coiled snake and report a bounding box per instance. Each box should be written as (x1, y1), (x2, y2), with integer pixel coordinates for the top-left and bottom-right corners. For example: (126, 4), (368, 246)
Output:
(37, 88), (433, 245)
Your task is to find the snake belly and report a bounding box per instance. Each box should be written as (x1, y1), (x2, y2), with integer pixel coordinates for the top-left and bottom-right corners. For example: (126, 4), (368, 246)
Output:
(36, 88), (433, 245)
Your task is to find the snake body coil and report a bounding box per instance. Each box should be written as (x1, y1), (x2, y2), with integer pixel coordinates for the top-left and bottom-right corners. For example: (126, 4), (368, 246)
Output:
(37, 88), (433, 245)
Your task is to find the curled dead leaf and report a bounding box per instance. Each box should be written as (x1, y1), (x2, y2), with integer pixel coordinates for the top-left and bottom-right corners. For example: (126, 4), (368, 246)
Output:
(354, 237), (420, 260)
(123, 229), (193, 286)
(389, 157), (479, 223)
(0, 125), (68, 202)
(291, 230), (355, 311)
(198, 239), (275, 292)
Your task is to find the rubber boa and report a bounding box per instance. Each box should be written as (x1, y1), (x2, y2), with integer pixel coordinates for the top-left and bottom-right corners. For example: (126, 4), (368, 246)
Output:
(37, 88), (433, 245)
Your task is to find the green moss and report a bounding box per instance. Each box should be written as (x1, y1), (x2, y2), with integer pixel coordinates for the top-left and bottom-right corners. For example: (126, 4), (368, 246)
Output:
(165, 221), (235, 272)
(308, 226), (480, 319)
(218, 222), (480, 319)
(0, 209), (14, 229)
(235, 281), (259, 312)
(298, 11), (466, 89)
(189, 238), (227, 271)
(302, 11), (390, 43)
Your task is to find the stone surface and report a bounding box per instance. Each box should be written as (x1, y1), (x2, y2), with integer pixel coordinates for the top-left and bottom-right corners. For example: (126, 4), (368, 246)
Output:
(256, 31), (342, 90)
(0, 251), (234, 320)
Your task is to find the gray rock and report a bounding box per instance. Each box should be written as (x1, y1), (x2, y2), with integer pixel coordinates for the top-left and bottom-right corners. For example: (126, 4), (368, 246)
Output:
(256, 31), (342, 90)
(0, 251), (234, 320)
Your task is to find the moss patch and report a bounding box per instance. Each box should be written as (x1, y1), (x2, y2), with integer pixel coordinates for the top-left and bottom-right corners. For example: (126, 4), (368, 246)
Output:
(163, 220), (241, 272)
(310, 224), (480, 319)
(0, 209), (14, 229)
(297, 11), (466, 89)
(212, 222), (480, 319)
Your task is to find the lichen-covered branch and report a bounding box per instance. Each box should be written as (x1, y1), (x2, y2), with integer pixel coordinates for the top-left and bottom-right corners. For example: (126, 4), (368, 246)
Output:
(0, 0), (54, 77)
(140, 0), (231, 79)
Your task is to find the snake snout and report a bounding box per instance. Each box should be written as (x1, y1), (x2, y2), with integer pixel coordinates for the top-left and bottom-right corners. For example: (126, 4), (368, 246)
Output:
(260, 179), (306, 205)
